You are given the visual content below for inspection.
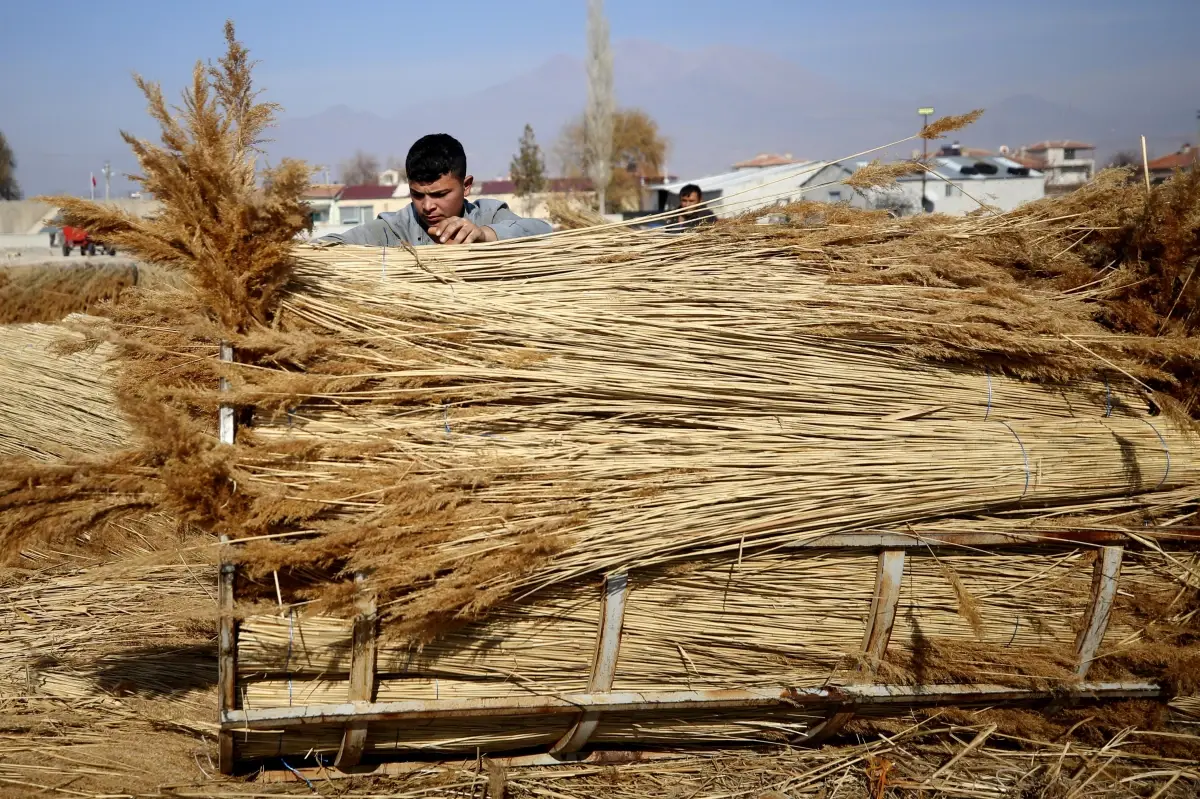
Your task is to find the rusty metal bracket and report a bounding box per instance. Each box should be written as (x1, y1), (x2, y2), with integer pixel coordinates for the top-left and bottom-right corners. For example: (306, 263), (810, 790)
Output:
(1075, 546), (1124, 679)
(551, 572), (629, 754)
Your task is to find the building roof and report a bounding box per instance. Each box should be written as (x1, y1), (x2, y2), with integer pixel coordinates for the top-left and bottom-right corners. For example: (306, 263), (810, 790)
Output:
(1147, 145), (1198, 172)
(657, 160), (827, 195)
(938, 144), (994, 158)
(732, 153), (799, 169)
(303, 184), (344, 200)
(1009, 154), (1046, 169)
(1022, 140), (1095, 152)
(340, 184), (400, 201)
(896, 155), (1041, 182)
(477, 177), (594, 195)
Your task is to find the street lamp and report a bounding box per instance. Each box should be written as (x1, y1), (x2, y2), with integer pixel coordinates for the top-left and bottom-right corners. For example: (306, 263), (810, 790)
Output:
(918, 107), (934, 212)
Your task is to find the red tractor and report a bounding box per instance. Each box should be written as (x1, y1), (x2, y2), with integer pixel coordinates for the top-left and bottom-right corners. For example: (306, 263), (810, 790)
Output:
(61, 226), (117, 257)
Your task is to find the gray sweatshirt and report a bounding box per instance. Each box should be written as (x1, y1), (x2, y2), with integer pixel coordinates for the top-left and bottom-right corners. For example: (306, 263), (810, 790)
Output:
(319, 198), (551, 246)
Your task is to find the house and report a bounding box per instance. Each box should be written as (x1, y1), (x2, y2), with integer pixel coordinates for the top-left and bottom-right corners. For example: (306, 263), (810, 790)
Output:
(378, 169), (404, 187)
(882, 154), (1044, 215)
(337, 184), (408, 226)
(1015, 141), (1095, 195)
(472, 177), (593, 219)
(650, 161), (865, 219)
(1146, 144), (1198, 184)
(301, 184), (344, 225)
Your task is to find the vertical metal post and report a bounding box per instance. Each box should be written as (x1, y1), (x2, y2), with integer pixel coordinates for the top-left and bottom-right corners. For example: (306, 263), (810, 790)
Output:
(918, 106), (934, 212)
(1074, 546), (1124, 679)
(217, 341), (238, 774)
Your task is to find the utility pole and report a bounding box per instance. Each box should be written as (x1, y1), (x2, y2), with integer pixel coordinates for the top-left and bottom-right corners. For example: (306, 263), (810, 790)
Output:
(102, 161), (112, 202)
(918, 107), (934, 212)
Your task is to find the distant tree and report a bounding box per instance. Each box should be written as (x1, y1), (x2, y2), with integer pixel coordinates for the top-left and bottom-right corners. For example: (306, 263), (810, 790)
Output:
(340, 150), (382, 185)
(509, 124), (546, 215)
(585, 0), (614, 214)
(558, 108), (667, 212)
(1108, 150), (1140, 169)
(0, 130), (21, 200)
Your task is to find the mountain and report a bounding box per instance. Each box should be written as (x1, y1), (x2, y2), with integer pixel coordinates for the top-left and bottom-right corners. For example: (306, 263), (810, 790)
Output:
(268, 40), (1196, 182)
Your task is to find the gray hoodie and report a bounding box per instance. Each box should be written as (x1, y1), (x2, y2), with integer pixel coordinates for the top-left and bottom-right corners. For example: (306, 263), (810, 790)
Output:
(319, 198), (551, 246)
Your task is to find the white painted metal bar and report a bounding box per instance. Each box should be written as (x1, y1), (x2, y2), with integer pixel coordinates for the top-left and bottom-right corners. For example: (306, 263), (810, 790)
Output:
(1075, 546), (1124, 679)
(551, 572), (629, 754)
(222, 681), (1161, 729)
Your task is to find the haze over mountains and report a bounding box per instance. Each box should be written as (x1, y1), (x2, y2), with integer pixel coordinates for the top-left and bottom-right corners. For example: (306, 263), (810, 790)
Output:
(270, 39), (1198, 183)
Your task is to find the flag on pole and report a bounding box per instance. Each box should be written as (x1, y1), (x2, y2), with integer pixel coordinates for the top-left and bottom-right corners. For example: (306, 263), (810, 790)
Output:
(91, 174), (97, 188)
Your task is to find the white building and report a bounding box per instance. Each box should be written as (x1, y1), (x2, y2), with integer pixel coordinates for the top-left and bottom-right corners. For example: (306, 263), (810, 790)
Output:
(1015, 141), (1095, 195)
(378, 169), (404, 187)
(861, 154), (1044, 216)
(649, 160), (866, 219)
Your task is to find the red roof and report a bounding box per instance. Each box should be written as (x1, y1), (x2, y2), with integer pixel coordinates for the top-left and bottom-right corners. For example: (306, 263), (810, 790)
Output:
(1147, 146), (1198, 172)
(1010, 155), (1046, 170)
(733, 153), (799, 169)
(339, 184), (399, 201)
(302, 184), (344, 200)
(1022, 140), (1095, 152)
(477, 177), (594, 195)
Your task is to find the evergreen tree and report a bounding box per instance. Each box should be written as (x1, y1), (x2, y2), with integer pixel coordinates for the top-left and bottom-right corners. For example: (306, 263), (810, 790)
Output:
(0, 130), (21, 200)
(510, 124), (546, 215)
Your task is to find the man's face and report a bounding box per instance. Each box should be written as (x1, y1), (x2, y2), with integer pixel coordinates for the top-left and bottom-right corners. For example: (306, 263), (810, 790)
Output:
(410, 173), (472, 227)
(680, 190), (702, 208)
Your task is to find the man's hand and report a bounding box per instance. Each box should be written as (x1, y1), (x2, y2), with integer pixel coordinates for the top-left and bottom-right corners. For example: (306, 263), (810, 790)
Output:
(428, 217), (498, 245)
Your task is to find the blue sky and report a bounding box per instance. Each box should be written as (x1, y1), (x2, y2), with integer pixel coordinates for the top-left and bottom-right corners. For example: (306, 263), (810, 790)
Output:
(2, 0), (1197, 194)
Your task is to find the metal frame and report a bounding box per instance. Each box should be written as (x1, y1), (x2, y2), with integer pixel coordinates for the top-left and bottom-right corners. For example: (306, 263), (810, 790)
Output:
(223, 681), (1161, 730)
(211, 327), (1198, 773)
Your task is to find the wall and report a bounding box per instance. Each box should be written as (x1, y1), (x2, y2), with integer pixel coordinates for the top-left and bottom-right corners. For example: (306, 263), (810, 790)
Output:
(469, 189), (584, 221)
(894, 176), (1044, 215)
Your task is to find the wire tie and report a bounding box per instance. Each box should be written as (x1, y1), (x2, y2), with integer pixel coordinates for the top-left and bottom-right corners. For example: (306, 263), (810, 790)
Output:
(983, 367), (993, 421)
(1142, 418), (1171, 490)
(381, 245), (387, 280)
(1104, 375), (1112, 418)
(999, 421), (1031, 500)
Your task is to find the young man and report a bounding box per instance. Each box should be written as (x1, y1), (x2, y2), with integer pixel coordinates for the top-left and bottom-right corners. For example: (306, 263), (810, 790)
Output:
(321, 134), (551, 246)
(675, 183), (716, 229)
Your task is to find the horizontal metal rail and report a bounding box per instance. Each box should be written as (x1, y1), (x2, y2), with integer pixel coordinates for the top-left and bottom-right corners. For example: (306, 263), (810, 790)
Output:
(794, 528), (1199, 550)
(222, 681), (1162, 730)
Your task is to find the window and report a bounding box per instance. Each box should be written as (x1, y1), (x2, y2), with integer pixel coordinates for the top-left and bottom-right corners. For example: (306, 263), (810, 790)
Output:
(828, 190), (842, 201)
(340, 205), (374, 225)
(1064, 148), (1076, 160)
(945, 183), (954, 197)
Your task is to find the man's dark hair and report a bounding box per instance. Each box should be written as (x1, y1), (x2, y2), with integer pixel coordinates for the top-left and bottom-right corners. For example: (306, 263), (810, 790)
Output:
(406, 134), (468, 184)
(680, 183), (703, 200)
